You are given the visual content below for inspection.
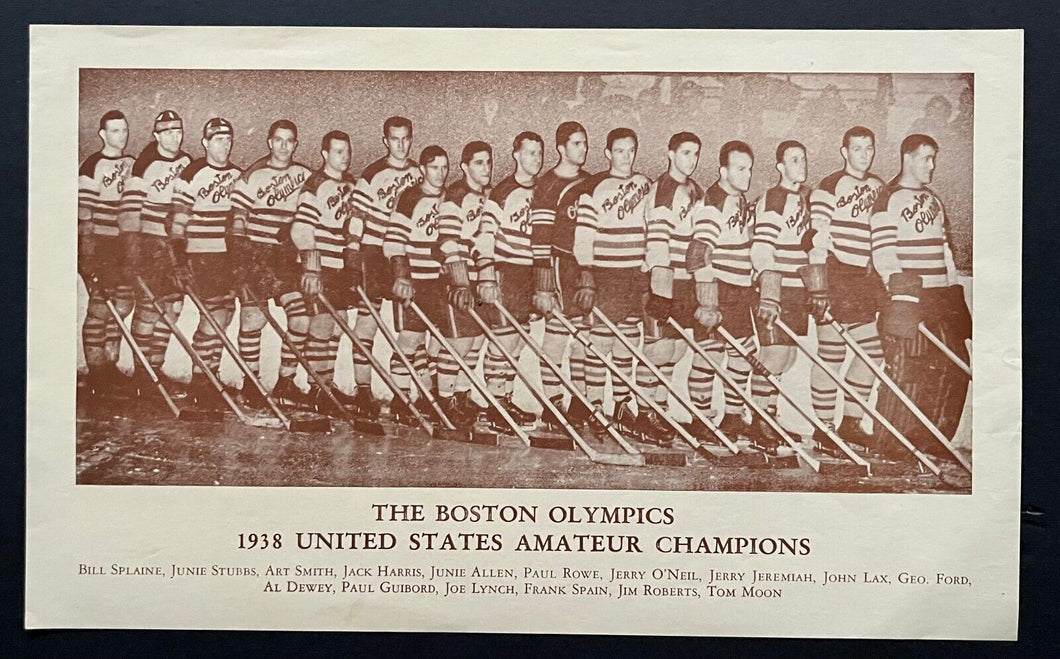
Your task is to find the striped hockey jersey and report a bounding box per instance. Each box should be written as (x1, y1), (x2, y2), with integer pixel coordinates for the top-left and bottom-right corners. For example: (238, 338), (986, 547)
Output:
(231, 157), (311, 247)
(79, 152), (135, 237)
(120, 145), (190, 238)
(382, 185), (444, 281)
(293, 170), (360, 271)
(529, 168), (587, 266)
(480, 175), (535, 268)
(751, 184), (812, 288)
(171, 159), (241, 253)
(870, 184), (957, 289)
(351, 157), (422, 248)
(809, 169), (885, 267)
(567, 171), (651, 270)
(690, 182), (755, 286)
(436, 178), (490, 270)
(644, 172), (703, 282)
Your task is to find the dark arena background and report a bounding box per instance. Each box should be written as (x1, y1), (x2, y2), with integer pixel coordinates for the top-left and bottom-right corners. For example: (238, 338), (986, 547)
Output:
(77, 70), (973, 492)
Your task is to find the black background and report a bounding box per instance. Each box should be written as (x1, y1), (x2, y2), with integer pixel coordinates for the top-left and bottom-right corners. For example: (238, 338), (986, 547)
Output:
(6, 1), (1056, 655)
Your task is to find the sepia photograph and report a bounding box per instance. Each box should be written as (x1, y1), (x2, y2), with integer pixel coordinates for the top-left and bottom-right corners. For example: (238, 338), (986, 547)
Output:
(76, 69), (974, 493)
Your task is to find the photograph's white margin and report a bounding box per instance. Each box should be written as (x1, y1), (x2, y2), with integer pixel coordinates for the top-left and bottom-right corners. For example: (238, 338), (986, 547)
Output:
(27, 27), (1022, 638)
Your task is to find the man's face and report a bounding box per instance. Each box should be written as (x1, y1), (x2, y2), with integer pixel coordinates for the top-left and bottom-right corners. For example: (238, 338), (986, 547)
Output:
(203, 133), (233, 165)
(842, 136), (875, 175)
(670, 141), (700, 178)
(463, 150), (492, 189)
(384, 125), (412, 161)
(100, 118), (129, 152)
(515, 139), (543, 178)
(155, 127), (184, 156)
(268, 128), (298, 166)
(422, 155), (449, 189)
(323, 138), (351, 173)
(778, 146), (808, 185)
(559, 131), (588, 167)
(905, 145), (937, 186)
(722, 151), (753, 192)
(606, 137), (637, 177)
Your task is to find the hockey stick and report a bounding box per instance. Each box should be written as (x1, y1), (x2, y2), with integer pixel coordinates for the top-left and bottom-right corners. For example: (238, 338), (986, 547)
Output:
(486, 302), (662, 467)
(103, 298), (181, 418)
(669, 319), (823, 473)
(322, 290), (439, 435)
(406, 300), (531, 446)
(590, 308), (740, 456)
(244, 286), (380, 436)
(137, 277), (272, 428)
(182, 284), (330, 433)
(825, 315), (971, 473)
(919, 323), (972, 378)
(775, 319), (940, 476)
(550, 307), (713, 462)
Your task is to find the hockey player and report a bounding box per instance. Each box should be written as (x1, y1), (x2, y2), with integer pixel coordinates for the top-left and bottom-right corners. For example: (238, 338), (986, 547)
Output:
(120, 110), (191, 396)
(436, 140), (495, 425)
(349, 117), (422, 417)
(869, 134), (970, 460)
(477, 131), (545, 431)
(229, 119), (311, 409)
(290, 130), (364, 412)
(530, 121), (590, 431)
(807, 126), (886, 451)
(686, 141), (758, 445)
(637, 131), (704, 446)
(383, 145), (451, 425)
(169, 118), (242, 407)
(748, 140), (813, 454)
(78, 110), (135, 396)
(554, 127), (652, 439)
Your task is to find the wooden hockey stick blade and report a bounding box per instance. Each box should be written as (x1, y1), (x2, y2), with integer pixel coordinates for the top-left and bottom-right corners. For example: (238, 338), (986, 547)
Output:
(586, 451), (646, 467)
(642, 451), (688, 467)
(288, 416), (333, 433)
(469, 428), (501, 446)
(352, 417), (386, 436)
(175, 408), (225, 423)
(529, 432), (576, 451)
(434, 426), (473, 442)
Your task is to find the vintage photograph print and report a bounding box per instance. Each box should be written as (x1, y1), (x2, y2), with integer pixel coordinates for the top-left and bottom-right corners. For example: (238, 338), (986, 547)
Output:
(76, 69), (973, 493)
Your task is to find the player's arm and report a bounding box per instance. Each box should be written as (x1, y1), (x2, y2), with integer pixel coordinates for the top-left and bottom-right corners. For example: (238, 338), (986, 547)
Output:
(751, 194), (783, 327)
(687, 200), (723, 332)
(383, 204), (414, 302)
(529, 193), (558, 314)
(343, 211), (365, 292)
(116, 171), (146, 278)
(644, 197), (676, 319)
(474, 199), (501, 304)
(77, 168), (100, 282)
(571, 190), (598, 311)
(872, 192), (921, 339)
(168, 176), (195, 285)
(435, 197), (465, 264)
(350, 176), (387, 235)
(806, 186), (834, 265)
(869, 195), (902, 284)
(292, 190), (322, 298)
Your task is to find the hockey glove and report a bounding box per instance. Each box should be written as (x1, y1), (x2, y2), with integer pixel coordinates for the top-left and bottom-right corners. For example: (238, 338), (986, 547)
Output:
(169, 235), (195, 290)
(798, 263), (830, 323)
(389, 254), (415, 303)
(78, 232), (102, 296)
(645, 266), (674, 321)
(344, 249), (364, 292)
(573, 267), (596, 313)
(693, 281), (722, 333)
(300, 249), (322, 300)
(476, 260), (498, 305)
(443, 259), (473, 311)
(756, 270), (783, 329)
(879, 272), (923, 339)
(532, 265), (557, 315)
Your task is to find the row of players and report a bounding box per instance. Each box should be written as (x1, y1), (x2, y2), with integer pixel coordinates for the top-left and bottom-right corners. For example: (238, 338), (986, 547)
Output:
(78, 109), (970, 461)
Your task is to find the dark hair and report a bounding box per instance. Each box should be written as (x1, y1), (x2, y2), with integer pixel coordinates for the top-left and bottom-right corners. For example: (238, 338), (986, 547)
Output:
(383, 116), (413, 138)
(513, 131), (544, 153)
(668, 132), (701, 152)
(419, 145), (448, 167)
(719, 140), (753, 167)
(900, 133), (939, 157)
(606, 127), (638, 151)
(461, 140), (492, 166)
(99, 109), (126, 131)
(320, 130), (350, 152)
(555, 121), (586, 148)
(775, 140), (806, 163)
(842, 125), (875, 149)
(268, 119), (298, 140)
